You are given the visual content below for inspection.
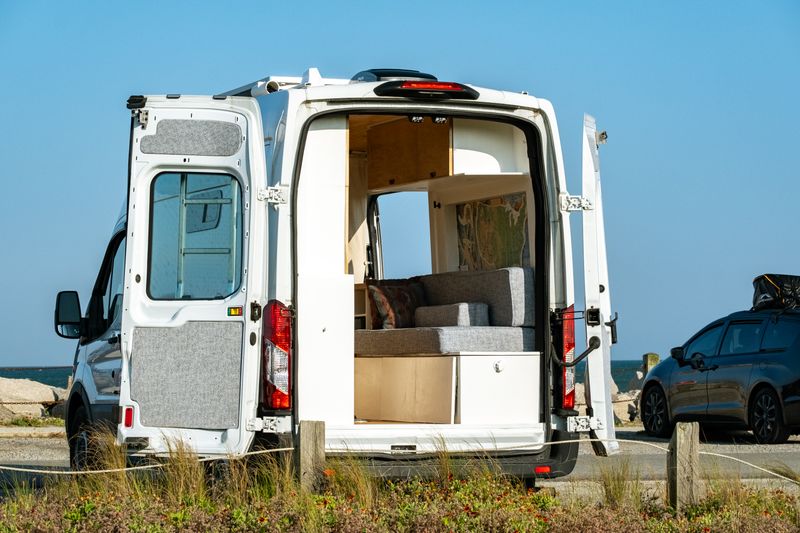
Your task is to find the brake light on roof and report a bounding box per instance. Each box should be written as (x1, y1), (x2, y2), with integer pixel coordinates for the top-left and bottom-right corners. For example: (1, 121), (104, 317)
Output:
(374, 80), (479, 100)
(400, 81), (463, 91)
(262, 300), (292, 410)
(562, 305), (576, 410)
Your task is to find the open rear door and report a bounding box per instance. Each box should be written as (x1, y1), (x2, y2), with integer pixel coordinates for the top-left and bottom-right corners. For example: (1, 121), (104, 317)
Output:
(117, 96), (266, 456)
(581, 114), (620, 456)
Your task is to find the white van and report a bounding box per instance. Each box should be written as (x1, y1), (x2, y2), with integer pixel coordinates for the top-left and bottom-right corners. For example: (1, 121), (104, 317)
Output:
(54, 68), (619, 478)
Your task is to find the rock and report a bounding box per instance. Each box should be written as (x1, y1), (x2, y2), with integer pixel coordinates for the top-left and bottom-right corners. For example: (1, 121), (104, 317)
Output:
(627, 369), (645, 392)
(610, 378), (619, 402)
(575, 383), (586, 406)
(0, 377), (60, 418)
(0, 405), (14, 422)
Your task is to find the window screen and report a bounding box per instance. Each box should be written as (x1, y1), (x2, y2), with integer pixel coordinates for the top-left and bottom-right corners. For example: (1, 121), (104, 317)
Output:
(762, 319), (800, 351)
(149, 173), (242, 300)
(719, 322), (764, 355)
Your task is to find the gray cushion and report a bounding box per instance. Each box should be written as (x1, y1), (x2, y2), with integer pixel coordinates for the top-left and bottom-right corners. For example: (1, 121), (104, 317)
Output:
(418, 267), (534, 327)
(414, 302), (489, 327)
(355, 327), (535, 356)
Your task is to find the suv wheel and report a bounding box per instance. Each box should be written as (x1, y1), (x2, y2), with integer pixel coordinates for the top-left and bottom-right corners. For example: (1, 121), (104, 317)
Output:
(750, 388), (790, 444)
(642, 385), (672, 438)
(68, 404), (92, 470)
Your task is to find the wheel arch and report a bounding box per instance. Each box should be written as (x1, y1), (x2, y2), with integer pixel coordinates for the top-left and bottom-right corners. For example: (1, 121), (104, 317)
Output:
(747, 381), (786, 425)
(641, 379), (671, 420)
(65, 382), (92, 436)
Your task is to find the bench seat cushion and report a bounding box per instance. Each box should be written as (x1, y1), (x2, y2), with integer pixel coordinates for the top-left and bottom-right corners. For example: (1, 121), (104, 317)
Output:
(355, 326), (535, 356)
(414, 302), (489, 327)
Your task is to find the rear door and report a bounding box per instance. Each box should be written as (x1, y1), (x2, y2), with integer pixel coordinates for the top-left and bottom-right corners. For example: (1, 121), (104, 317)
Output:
(118, 96), (266, 456)
(706, 320), (763, 422)
(581, 114), (619, 456)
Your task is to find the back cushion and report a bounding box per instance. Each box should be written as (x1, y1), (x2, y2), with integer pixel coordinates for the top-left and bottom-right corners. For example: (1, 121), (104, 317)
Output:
(367, 279), (427, 329)
(418, 267), (534, 326)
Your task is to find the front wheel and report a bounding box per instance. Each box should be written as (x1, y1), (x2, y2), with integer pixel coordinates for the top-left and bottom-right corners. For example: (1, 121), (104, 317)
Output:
(641, 385), (672, 438)
(68, 405), (92, 470)
(750, 388), (790, 444)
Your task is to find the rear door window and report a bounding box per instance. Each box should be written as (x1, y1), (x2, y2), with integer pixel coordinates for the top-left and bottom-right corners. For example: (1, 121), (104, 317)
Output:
(719, 321), (764, 355)
(761, 318), (800, 351)
(148, 172), (242, 300)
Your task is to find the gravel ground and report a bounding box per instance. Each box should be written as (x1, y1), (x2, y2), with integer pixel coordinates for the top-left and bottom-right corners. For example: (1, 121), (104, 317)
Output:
(0, 435), (69, 467)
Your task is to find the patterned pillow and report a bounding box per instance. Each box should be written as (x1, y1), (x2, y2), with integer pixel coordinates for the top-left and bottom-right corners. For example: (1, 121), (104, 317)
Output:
(367, 280), (427, 329)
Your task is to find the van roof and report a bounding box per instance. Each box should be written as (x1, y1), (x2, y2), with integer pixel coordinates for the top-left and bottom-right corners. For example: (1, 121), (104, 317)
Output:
(222, 67), (546, 111)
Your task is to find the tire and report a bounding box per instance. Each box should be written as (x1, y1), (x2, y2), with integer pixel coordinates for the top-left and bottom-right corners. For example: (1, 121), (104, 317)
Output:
(749, 387), (790, 444)
(68, 404), (92, 470)
(641, 385), (672, 438)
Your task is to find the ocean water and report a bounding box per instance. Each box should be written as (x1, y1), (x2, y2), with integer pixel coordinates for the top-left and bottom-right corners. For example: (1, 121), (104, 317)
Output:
(0, 366), (72, 388)
(0, 359), (651, 392)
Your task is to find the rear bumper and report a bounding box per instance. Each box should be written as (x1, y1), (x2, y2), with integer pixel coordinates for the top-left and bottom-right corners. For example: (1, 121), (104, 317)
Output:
(326, 430), (578, 480)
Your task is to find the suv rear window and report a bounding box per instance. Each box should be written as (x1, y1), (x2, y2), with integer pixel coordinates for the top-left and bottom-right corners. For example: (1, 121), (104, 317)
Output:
(762, 318), (800, 351)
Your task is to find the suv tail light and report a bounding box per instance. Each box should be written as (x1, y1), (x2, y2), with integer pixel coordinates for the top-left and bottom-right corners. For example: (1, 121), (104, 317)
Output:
(562, 305), (576, 410)
(262, 300), (292, 410)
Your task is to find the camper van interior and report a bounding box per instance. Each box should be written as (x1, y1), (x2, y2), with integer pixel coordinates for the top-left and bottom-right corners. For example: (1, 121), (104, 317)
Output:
(295, 113), (544, 431)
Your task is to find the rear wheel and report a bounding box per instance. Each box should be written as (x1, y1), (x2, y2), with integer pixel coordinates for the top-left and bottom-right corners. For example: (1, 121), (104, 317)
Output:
(750, 388), (790, 444)
(642, 385), (672, 438)
(68, 404), (92, 470)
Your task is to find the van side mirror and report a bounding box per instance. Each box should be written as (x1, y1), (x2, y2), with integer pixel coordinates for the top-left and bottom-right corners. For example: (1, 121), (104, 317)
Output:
(55, 291), (82, 339)
(670, 346), (685, 361)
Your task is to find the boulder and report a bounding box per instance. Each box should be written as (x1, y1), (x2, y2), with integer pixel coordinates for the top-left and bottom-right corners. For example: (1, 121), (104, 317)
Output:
(0, 405), (14, 423)
(0, 377), (60, 418)
(627, 369), (645, 392)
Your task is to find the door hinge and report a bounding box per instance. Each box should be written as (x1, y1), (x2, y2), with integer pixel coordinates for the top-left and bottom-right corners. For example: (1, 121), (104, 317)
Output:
(131, 108), (149, 129)
(560, 194), (593, 212)
(258, 186), (288, 206)
(246, 416), (291, 433)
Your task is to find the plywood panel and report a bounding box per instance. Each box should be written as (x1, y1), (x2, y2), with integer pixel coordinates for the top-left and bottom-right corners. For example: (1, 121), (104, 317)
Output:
(367, 118), (451, 189)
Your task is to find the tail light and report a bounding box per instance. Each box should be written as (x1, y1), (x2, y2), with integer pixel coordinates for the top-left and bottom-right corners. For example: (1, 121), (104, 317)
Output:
(122, 406), (134, 428)
(262, 300), (292, 410)
(562, 305), (576, 410)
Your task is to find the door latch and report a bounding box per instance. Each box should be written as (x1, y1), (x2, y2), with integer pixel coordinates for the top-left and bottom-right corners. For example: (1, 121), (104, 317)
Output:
(250, 301), (262, 322)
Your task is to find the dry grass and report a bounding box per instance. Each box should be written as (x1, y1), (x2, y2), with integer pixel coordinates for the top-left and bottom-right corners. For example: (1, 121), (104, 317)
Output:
(1, 427), (800, 531)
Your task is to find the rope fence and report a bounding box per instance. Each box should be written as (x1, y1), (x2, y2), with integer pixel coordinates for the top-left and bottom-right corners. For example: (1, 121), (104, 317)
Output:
(0, 436), (798, 487)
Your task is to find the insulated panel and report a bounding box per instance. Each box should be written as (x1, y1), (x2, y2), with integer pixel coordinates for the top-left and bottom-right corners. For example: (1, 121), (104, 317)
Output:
(140, 119), (242, 156)
(131, 321), (242, 429)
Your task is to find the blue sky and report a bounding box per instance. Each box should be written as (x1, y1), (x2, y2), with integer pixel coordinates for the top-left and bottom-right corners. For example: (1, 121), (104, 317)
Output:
(0, 1), (798, 366)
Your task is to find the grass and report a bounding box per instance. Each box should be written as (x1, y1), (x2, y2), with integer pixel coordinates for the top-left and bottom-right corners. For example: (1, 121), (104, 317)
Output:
(1, 428), (800, 531)
(0, 416), (63, 428)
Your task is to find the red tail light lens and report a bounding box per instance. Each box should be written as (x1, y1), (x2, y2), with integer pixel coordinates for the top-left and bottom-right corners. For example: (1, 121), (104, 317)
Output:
(534, 465), (551, 475)
(123, 406), (134, 428)
(262, 300), (292, 410)
(562, 305), (576, 410)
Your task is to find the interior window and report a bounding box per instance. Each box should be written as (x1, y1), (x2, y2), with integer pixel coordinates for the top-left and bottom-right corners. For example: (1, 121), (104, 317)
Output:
(762, 318), (800, 351)
(719, 321), (764, 355)
(456, 192), (529, 271)
(685, 324), (723, 359)
(149, 172), (242, 300)
(375, 192), (431, 279)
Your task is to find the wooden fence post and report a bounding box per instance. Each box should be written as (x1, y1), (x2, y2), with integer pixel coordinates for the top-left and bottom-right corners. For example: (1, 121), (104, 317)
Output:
(667, 421), (700, 511)
(643, 353), (660, 374)
(298, 420), (325, 492)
